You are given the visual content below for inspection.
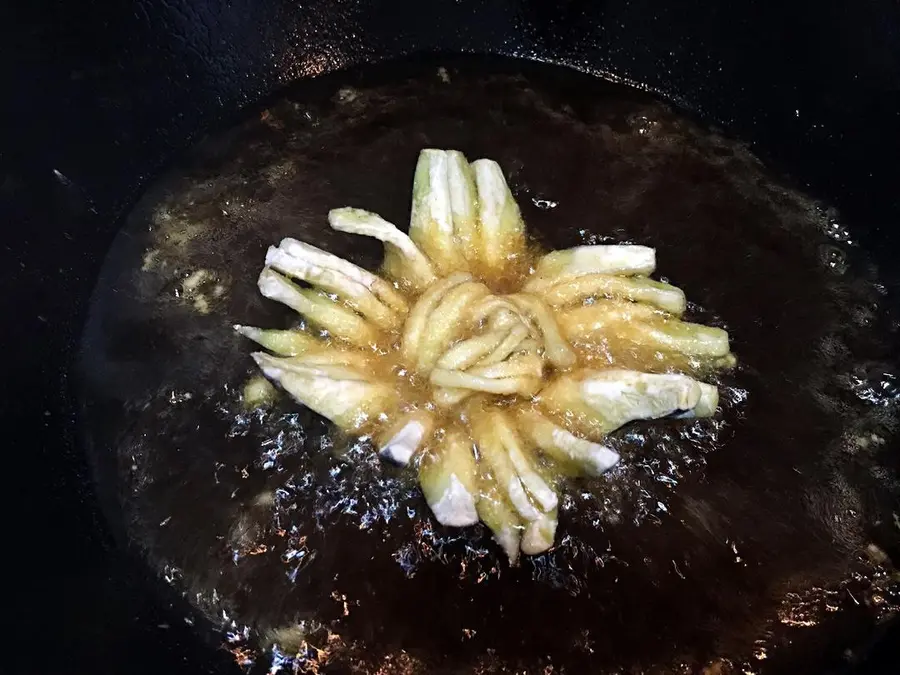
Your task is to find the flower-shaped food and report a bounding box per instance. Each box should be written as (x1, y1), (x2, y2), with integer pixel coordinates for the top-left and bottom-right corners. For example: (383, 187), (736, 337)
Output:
(237, 149), (734, 563)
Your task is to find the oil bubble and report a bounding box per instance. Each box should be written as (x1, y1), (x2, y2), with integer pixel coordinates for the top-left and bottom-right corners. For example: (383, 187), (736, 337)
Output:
(818, 244), (849, 275)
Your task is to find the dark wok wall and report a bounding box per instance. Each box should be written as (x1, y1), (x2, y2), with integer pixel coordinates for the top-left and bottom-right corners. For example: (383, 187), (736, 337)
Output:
(3, 1), (900, 673)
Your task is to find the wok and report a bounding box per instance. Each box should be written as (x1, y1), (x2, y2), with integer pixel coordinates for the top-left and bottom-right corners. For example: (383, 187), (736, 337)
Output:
(4, 1), (900, 674)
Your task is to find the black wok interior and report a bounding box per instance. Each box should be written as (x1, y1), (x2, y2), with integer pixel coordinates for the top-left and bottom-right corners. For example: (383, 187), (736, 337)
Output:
(5, 1), (900, 674)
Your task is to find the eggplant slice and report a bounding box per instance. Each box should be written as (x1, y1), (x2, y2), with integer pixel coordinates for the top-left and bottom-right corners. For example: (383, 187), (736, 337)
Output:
(78, 58), (900, 675)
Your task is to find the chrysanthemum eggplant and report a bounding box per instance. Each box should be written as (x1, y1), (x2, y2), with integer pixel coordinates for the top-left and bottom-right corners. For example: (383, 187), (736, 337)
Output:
(237, 149), (735, 562)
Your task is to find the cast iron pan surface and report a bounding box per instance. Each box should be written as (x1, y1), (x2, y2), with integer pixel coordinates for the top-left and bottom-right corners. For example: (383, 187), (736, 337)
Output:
(78, 58), (900, 674)
(4, 1), (900, 674)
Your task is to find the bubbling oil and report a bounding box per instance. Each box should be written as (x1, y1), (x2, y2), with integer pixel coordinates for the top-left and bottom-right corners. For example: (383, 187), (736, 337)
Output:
(78, 58), (900, 675)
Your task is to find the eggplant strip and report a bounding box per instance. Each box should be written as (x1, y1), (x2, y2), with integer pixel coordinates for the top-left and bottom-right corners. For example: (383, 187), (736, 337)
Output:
(561, 301), (731, 358)
(252, 352), (397, 432)
(436, 328), (512, 370)
(539, 368), (717, 440)
(257, 268), (380, 347)
(328, 207), (436, 292)
(495, 412), (558, 512)
(515, 406), (621, 476)
(446, 151), (480, 266)
(430, 368), (541, 397)
(418, 427), (479, 527)
(472, 158), (527, 277)
(415, 281), (490, 372)
(478, 323), (531, 365)
(469, 295), (538, 336)
(277, 237), (408, 315)
(400, 272), (472, 366)
(471, 409), (542, 521)
(520, 460), (560, 556)
(525, 244), (657, 293)
(476, 472), (523, 565)
(233, 325), (321, 356)
(508, 294), (577, 369)
(540, 273), (686, 315)
(266, 246), (399, 330)
(410, 149), (467, 275)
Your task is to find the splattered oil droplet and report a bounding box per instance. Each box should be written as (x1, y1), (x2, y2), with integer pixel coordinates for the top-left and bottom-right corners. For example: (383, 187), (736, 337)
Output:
(819, 243), (850, 275)
(849, 367), (900, 407)
(626, 111), (663, 137)
(822, 217), (854, 244)
(532, 197), (559, 210)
